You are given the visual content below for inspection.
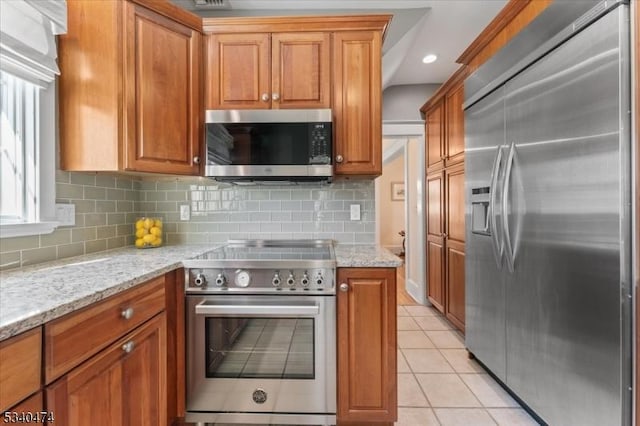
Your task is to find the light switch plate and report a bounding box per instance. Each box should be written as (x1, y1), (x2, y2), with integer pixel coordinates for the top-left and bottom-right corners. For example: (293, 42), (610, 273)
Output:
(55, 203), (76, 226)
(350, 204), (361, 221)
(180, 204), (191, 221)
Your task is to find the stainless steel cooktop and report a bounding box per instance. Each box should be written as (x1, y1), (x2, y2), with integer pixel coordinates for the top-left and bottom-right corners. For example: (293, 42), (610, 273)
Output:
(183, 240), (336, 294)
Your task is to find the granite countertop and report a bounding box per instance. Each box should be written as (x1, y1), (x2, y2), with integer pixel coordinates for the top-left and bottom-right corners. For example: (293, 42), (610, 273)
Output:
(0, 243), (402, 342)
(334, 244), (403, 268)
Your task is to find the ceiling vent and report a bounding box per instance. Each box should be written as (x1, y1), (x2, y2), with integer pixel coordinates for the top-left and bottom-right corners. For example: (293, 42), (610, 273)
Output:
(193, 0), (231, 9)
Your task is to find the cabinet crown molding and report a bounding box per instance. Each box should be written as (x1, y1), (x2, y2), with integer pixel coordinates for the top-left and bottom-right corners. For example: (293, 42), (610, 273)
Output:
(203, 14), (392, 38)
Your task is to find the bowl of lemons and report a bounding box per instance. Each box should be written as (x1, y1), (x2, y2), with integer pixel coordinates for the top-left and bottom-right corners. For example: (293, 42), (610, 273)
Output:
(135, 217), (163, 248)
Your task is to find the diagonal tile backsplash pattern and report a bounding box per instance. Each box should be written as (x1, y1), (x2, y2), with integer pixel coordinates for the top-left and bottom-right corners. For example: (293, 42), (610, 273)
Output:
(0, 174), (375, 270)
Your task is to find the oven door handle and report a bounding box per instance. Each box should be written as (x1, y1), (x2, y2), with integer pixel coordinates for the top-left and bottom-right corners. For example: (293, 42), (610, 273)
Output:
(195, 303), (320, 317)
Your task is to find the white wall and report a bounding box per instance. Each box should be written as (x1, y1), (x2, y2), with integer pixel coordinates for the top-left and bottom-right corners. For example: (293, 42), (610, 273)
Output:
(382, 83), (440, 121)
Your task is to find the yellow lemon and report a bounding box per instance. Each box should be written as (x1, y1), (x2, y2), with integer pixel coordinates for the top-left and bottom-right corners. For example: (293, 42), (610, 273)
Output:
(143, 218), (153, 229)
(151, 238), (162, 247)
(150, 226), (162, 237)
(154, 219), (163, 228)
(135, 219), (144, 229)
(135, 238), (145, 248)
(135, 229), (146, 239)
(143, 234), (156, 244)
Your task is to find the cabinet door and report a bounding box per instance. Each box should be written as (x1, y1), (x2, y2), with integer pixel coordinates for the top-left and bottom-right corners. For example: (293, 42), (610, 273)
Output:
(426, 101), (445, 171)
(0, 327), (41, 412)
(426, 171), (445, 312)
(206, 33), (270, 109)
(446, 242), (465, 332)
(445, 164), (466, 331)
(47, 314), (167, 426)
(337, 268), (396, 424)
(445, 83), (465, 166)
(333, 31), (382, 176)
(271, 32), (330, 109)
(124, 4), (201, 175)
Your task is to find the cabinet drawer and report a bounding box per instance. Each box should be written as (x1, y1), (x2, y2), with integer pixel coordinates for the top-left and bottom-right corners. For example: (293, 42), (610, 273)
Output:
(44, 276), (165, 383)
(0, 328), (42, 412)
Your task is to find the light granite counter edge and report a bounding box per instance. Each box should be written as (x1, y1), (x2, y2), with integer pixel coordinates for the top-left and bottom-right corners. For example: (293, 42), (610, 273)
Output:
(0, 243), (402, 341)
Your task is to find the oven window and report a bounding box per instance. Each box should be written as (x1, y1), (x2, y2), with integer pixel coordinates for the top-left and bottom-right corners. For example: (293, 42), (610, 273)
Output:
(205, 317), (315, 379)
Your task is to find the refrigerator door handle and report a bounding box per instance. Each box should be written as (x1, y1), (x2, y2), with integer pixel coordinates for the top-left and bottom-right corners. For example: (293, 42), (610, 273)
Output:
(488, 145), (504, 269)
(502, 142), (516, 273)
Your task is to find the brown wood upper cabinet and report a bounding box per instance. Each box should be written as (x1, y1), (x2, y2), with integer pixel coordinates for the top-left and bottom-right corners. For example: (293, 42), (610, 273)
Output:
(206, 32), (330, 109)
(59, 0), (202, 175)
(426, 99), (445, 170)
(445, 83), (465, 166)
(337, 267), (397, 424)
(424, 76), (465, 173)
(203, 15), (390, 177)
(333, 31), (383, 176)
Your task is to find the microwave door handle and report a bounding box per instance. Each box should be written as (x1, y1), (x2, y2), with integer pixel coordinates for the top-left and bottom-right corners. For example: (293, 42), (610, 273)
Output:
(195, 303), (320, 317)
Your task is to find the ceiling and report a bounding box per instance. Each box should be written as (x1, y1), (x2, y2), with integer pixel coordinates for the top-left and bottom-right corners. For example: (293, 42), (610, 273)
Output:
(170, 0), (507, 89)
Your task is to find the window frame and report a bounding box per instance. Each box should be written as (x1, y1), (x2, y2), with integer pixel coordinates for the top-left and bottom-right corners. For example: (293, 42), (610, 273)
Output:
(0, 75), (58, 238)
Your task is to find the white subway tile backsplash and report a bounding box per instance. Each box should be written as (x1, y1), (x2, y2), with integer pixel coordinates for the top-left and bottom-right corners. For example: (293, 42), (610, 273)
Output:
(138, 179), (375, 245)
(2, 175), (375, 270)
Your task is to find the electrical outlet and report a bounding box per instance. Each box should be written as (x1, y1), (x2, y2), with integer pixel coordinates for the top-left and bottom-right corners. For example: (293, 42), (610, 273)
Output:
(55, 203), (76, 226)
(350, 204), (361, 221)
(180, 204), (191, 221)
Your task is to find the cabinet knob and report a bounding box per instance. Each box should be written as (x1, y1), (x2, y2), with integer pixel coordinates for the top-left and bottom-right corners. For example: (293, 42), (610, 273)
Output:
(339, 283), (349, 292)
(442, 233), (448, 239)
(336, 155), (344, 163)
(193, 156), (200, 164)
(272, 93), (280, 101)
(121, 307), (134, 320)
(261, 93), (270, 102)
(122, 341), (135, 354)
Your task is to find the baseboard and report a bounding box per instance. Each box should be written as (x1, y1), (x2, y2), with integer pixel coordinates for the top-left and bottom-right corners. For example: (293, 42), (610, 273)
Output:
(406, 278), (424, 305)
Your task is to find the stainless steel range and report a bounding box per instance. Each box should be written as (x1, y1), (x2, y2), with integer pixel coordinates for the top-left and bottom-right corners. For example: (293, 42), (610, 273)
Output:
(183, 240), (336, 425)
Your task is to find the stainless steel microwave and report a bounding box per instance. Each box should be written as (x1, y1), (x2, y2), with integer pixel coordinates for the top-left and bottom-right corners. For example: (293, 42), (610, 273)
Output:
(205, 109), (332, 182)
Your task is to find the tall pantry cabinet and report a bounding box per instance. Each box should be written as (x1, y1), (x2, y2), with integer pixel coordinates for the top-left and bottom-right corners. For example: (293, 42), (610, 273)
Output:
(422, 68), (467, 332)
(421, 0), (554, 333)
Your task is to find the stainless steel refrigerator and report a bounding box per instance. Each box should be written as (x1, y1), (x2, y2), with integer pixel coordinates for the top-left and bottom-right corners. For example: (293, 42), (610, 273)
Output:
(464, 1), (633, 425)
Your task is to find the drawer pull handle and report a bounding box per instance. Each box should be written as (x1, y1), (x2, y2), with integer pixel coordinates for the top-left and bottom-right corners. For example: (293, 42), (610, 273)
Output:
(121, 307), (134, 320)
(122, 341), (135, 354)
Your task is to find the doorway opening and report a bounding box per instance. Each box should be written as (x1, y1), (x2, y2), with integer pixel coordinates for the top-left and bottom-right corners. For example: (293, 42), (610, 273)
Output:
(376, 123), (426, 305)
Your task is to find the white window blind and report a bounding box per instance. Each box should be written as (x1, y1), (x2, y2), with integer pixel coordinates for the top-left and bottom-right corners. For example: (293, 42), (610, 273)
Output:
(0, 0), (66, 238)
(0, 0), (67, 85)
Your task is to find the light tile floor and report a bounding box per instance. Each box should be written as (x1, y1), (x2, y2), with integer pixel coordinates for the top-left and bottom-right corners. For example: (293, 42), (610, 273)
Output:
(395, 304), (540, 426)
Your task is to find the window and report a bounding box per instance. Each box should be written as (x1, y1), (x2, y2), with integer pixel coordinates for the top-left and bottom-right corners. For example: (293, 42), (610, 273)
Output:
(1, 72), (39, 224)
(0, 0), (66, 238)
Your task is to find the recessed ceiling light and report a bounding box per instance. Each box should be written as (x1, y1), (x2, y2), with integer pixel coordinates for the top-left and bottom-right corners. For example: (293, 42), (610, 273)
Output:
(422, 54), (438, 64)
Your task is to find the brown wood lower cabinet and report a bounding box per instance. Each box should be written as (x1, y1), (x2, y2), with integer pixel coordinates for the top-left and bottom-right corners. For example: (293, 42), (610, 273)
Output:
(337, 267), (397, 425)
(47, 313), (167, 426)
(0, 327), (42, 412)
(445, 241), (466, 331)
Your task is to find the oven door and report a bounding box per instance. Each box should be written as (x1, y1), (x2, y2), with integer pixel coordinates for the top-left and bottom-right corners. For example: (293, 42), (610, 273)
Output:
(186, 294), (336, 421)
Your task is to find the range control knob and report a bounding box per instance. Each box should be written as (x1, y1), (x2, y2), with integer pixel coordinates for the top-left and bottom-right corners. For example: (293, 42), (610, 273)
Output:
(272, 273), (281, 287)
(316, 274), (324, 286)
(301, 273), (310, 287)
(235, 270), (251, 288)
(215, 273), (227, 287)
(194, 273), (207, 287)
(286, 272), (296, 287)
